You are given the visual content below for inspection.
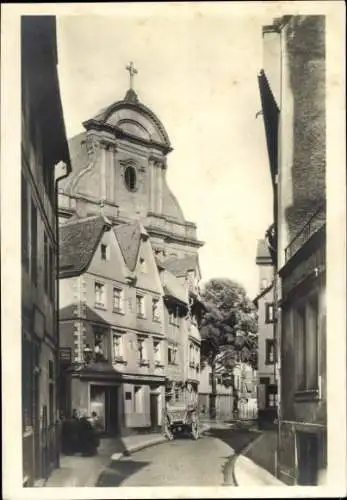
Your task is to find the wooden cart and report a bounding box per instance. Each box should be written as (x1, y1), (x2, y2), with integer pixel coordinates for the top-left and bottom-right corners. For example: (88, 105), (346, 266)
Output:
(162, 401), (200, 440)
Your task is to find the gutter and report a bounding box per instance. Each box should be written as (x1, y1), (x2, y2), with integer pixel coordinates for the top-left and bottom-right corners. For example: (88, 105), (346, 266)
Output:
(54, 160), (71, 466)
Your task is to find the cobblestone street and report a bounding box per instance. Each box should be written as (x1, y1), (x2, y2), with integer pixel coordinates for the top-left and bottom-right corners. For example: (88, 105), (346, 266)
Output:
(96, 427), (259, 487)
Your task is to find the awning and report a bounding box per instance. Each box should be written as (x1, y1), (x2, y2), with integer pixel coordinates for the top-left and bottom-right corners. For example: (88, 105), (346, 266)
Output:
(257, 69), (279, 187)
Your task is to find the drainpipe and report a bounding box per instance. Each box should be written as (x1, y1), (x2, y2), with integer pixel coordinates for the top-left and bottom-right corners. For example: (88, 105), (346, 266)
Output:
(54, 161), (70, 468)
(273, 238), (280, 477)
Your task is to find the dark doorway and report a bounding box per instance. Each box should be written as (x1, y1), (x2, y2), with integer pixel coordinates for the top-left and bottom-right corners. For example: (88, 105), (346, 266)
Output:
(32, 343), (41, 481)
(150, 393), (159, 429)
(90, 385), (119, 436)
(106, 386), (119, 435)
(297, 432), (319, 485)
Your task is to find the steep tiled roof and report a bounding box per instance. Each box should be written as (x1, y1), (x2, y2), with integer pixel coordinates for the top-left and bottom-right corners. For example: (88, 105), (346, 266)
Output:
(59, 216), (111, 278)
(113, 222), (146, 272)
(160, 269), (188, 305)
(163, 254), (198, 277)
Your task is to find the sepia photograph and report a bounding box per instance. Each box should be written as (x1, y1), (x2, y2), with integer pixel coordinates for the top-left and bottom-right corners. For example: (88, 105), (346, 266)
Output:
(1, 2), (346, 499)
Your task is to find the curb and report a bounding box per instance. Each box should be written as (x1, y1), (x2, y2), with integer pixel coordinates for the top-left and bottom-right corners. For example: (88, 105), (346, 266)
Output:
(230, 432), (284, 487)
(110, 436), (167, 461)
(110, 424), (211, 462)
(231, 433), (263, 486)
(222, 430), (262, 486)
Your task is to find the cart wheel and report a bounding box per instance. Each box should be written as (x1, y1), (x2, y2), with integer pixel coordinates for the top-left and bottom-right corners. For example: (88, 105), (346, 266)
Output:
(191, 420), (199, 440)
(162, 417), (174, 441)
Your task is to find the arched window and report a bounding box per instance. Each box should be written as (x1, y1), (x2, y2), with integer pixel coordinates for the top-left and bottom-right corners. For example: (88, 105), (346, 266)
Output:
(124, 165), (137, 191)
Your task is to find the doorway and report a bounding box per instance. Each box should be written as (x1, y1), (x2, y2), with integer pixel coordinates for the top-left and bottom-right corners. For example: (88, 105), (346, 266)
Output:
(297, 431), (319, 485)
(150, 393), (159, 429)
(90, 385), (119, 436)
(105, 386), (119, 435)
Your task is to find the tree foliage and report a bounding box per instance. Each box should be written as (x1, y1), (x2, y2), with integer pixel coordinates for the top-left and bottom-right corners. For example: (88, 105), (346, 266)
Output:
(200, 278), (258, 376)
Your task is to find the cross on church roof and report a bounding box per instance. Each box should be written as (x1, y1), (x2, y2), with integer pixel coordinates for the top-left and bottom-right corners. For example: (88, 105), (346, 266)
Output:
(126, 61), (138, 90)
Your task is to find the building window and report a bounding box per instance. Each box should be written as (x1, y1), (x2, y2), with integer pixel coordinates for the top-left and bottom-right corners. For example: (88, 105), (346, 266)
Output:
(152, 297), (160, 322)
(124, 165), (137, 192)
(295, 297), (319, 392)
(94, 329), (107, 361)
(49, 245), (54, 301)
(22, 333), (32, 431)
(134, 386), (143, 413)
(44, 233), (48, 294)
(168, 345), (177, 365)
(189, 343), (194, 368)
(153, 340), (162, 366)
(113, 287), (124, 313)
(265, 303), (276, 324)
(136, 294), (145, 318)
(267, 384), (278, 408)
(95, 282), (106, 308)
(265, 339), (276, 365)
(21, 173), (29, 269)
(137, 336), (148, 365)
(48, 360), (54, 425)
(112, 331), (124, 362)
(31, 200), (37, 285)
(139, 257), (147, 273)
(195, 346), (200, 370)
(169, 308), (179, 326)
(100, 244), (109, 261)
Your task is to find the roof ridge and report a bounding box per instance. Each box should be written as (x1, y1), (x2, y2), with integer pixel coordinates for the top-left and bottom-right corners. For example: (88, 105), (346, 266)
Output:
(62, 214), (112, 228)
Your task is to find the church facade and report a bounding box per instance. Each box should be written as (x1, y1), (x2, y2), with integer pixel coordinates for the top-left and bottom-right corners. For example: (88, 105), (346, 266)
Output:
(58, 79), (203, 263)
(58, 68), (204, 432)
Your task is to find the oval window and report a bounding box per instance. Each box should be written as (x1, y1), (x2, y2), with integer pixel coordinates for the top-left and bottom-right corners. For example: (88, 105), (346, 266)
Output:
(124, 166), (137, 191)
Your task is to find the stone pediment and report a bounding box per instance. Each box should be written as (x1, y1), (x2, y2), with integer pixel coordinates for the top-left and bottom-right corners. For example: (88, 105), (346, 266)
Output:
(86, 94), (172, 151)
(105, 107), (165, 146)
(117, 119), (151, 141)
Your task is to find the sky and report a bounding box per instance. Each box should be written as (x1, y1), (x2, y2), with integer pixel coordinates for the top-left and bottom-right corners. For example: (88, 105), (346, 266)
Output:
(56, 4), (274, 299)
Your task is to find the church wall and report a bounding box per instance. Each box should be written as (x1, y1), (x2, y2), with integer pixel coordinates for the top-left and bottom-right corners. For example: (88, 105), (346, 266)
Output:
(110, 139), (157, 218)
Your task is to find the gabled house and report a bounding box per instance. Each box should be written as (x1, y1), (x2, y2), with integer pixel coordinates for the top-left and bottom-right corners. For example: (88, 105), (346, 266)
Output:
(160, 255), (202, 404)
(254, 239), (277, 426)
(59, 216), (167, 435)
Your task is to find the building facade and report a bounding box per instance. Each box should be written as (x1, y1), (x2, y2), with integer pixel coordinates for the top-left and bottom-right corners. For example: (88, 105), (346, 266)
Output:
(258, 16), (326, 485)
(59, 215), (201, 434)
(253, 239), (277, 425)
(199, 365), (233, 420)
(59, 217), (167, 434)
(160, 259), (202, 405)
(21, 16), (71, 486)
(199, 361), (257, 421)
(58, 75), (204, 430)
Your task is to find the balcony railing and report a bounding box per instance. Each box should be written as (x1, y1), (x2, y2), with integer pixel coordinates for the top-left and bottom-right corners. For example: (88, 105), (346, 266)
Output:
(285, 204), (326, 262)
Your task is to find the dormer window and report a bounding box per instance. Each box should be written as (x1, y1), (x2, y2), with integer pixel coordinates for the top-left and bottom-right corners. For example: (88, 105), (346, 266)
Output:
(101, 244), (109, 261)
(139, 257), (147, 273)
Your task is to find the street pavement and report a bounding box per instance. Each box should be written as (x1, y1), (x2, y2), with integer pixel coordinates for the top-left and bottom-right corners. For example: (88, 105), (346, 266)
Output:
(96, 426), (259, 487)
(45, 423), (283, 488)
(97, 433), (233, 486)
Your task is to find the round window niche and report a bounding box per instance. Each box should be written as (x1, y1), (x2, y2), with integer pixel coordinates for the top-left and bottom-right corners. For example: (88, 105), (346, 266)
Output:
(124, 165), (137, 192)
